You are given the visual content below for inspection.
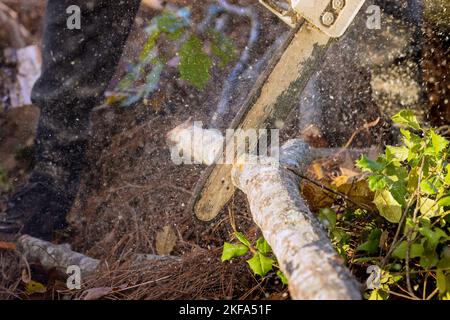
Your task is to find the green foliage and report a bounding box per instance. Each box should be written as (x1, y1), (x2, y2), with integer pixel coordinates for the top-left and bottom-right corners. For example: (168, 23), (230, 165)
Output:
(179, 35), (212, 90)
(208, 29), (237, 68)
(372, 190), (403, 223)
(247, 252), (274, 277)
(357, 228), (382, 254)
(318, 208), (337, 230)
(235, 231), (251, 247)
(220, 110), (450, 298)
(221, 233), (286, 284)
(367, 271), (403, 300)
(391, 109), (422, 131)
(340, 109), (450, 300)
(221, 242), (248, 262)
(276, 270), (289, 285)
(318, 208), (351, 259)
(255, 237), (272, 254)
(115, 8), (237, 107)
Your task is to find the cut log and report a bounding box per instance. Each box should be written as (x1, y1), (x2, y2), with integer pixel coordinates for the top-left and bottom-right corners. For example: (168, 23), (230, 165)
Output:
(232, 140), (362, 299)
(167, 124), (363, 299)
(18, 235), (100, 275)
(17, 235), (180, 276)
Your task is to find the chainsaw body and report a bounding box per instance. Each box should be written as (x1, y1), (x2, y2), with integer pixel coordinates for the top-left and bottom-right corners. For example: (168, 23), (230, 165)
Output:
(259, 0), (365, 37)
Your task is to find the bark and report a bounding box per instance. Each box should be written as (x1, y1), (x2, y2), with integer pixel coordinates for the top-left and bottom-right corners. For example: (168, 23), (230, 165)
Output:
(167, 124), (363, 299)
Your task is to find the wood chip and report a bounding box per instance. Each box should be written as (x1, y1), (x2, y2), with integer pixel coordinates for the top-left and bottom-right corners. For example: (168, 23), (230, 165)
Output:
(155, 225), (177, 256)
(141, 0), (163, 10)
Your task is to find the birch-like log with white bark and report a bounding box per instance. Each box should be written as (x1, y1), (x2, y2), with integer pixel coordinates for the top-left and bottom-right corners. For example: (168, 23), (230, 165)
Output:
(167, 123), (362, 300)
(17, 235), (100, 275)
(17, 235), (179, 276)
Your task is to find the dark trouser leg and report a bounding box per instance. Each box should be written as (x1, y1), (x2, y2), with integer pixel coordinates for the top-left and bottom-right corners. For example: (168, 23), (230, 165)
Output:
(1, 0), (141, 239)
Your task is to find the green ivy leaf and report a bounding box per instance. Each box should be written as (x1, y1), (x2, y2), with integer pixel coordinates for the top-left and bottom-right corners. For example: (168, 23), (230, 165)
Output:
(420, 250), (440, 268)
(444, 169), (450, 185)
(390, 181), (408, 207)
(430, 130), (449, 156)
(438, 195), (450, 207)
(235, 232), (251, 247)
(357, 228), (382, 254)
(247, 252), (274, 277)
(373, 190), (402, 223)
(392, 241), (424, 259)
(368, 175), (387, 191)
(255, 237), (272, 255)
(276, 270), (288, 285)
(392, 109), (421, 131)
(179, 35), (212, 90)
(401, 128), (422, 149)
(419, 226), (448, 250)
(385, 164), (408, 181)
(368, 289), (389, 300)
(420, 179), (438, 195)
(418, 225), (447, 268)
(420, 197), (441, 218)
(436, 270), (447, 294)
(221, 242), (248, 262)
(438, 247), (450, 269)
(356, 155), (384, 173)
(385, 145), (409, 163)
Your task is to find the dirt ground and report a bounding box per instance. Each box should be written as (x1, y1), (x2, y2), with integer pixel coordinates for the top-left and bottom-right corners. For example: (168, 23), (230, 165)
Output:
(0, 0), (449, 299)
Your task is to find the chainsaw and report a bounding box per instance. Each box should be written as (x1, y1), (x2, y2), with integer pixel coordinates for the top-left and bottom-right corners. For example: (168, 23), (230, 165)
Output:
(189, 0), (366, 221)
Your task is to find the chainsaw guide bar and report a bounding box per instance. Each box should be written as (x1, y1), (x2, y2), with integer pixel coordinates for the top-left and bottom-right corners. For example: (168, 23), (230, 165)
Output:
(190, 1), (365, 221)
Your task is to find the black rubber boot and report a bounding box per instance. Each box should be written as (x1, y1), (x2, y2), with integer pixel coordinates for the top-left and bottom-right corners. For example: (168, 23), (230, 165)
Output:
(0, 98), (90, 239)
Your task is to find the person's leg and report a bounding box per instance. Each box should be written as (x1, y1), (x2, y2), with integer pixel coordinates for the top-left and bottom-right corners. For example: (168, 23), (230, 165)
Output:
(0, 0), (141, 240)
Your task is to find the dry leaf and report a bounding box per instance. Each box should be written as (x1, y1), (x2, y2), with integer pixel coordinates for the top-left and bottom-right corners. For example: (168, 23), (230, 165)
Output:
(337, 179), (375, 209)
(332, 175), (350, 188)
(25, 280), (47, 295)
(301, 181), (335, 212)
(310, 162), (325, 180)
(340, 167), (361, 179)
(155, 225), (178, 255)
(379, 230), (389, 250)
